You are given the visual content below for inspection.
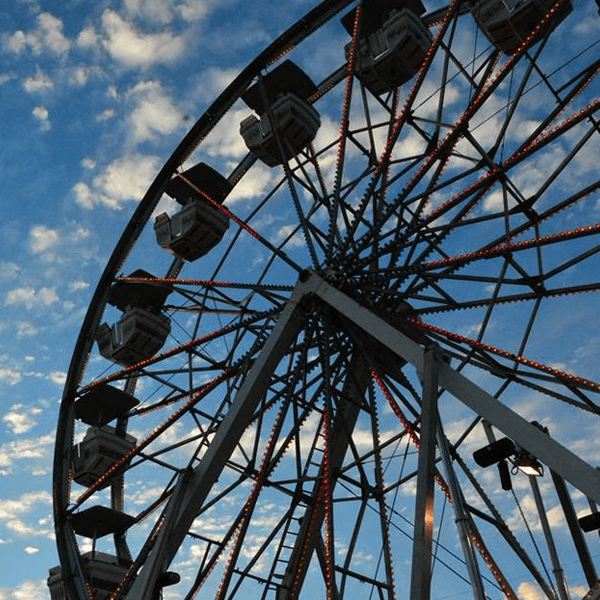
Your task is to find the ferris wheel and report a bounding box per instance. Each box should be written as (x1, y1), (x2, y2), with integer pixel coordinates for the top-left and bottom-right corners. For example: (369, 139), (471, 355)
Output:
(50, 0), (600, 599)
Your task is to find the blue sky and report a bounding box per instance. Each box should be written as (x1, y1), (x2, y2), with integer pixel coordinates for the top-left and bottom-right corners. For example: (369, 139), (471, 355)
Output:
(2, 0), (600, 599)
(0, 0), (319, 597)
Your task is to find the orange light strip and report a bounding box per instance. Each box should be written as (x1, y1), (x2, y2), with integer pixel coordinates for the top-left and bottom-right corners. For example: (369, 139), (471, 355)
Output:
(423, 224), (600, 270)
(74, 370), (234, 508)
(410, 319), (600, 392)
(370, 368), (452, 501)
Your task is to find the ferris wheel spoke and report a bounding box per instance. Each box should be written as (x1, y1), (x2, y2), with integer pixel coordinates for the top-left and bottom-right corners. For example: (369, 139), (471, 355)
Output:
(344, 6), (579, 271)
(414, 281), (600, 317)
(327, 2), (362, 262)
(336, 0), (463, 261)
(365, 383), (398, 600)
(411, 318), (600, 401)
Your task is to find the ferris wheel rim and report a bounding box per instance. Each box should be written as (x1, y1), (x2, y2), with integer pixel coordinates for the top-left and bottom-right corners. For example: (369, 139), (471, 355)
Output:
(51, 0), (600, 599)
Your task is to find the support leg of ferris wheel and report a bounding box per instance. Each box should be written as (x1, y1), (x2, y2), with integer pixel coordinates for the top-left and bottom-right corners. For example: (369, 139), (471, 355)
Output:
(410, 347), (486, 600)
(436, 411), (487, 600)
(530, 475), (570, 600)
(551, 470), (598, 588)
(409, 347), (441, 600)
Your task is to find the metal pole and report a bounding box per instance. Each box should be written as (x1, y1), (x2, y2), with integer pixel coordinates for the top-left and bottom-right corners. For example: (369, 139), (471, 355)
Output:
(409, 347), (440, 600)
(551, 471), (598, 587)
(529, 476), (570, 600)
(436, 421), (486, 600)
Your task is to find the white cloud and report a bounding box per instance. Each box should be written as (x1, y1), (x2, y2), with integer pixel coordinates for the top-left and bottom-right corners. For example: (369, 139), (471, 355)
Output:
(15, 322), (38, 339)
(82, 157), (96, 170)
(22, 70), (53, 94)
(176, 0), (211, 22)
(23, 546), (39, 554)
(516, 581), (544, 600)
(21, 223), (97, 269)
(127, 80), (183, 143)
(49, 371), (66, 386)
(73, 226), (91, 241)
(0, 579), (49, 600)
(35, 12), (70, 54)
(0, 368), (21, 386)
(107, 85), (118, 100)
(3, 404), (42, 435)
(5, 286), (59, 309)
(39, 287), (59, 305)
(5, 30), (28, 54)
(31, 105), (51, 131)
(73, 153), (160, 210)
(76, 25), (98, 49)
(120, 0), (214, 25)
(5, 12), (70, 55)
(0, 262), (19, 281)
(124, 0), (175, 24)
(226, 162), (276, 204)
(203, 107), (253, 160)
(97, 108), (116, 122)
(0, 490), (53, 538)
(0, 434), (53, 470)
(68, 280), (90, 292)
(69, 66), (100, 86)
(29, 224), (59, 253)
(100, 9), (187, 67)
(191, 67), (239, 104)
(72, 182), (94, 209)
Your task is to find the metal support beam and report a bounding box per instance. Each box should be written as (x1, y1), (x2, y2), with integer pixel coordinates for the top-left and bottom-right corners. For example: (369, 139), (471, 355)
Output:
(309, 273), (600, 503)
(552, 471), (598, 587)
(436, 423), (487, 600)
(530, 476), (570, 600)
(410, 348), (439, 600)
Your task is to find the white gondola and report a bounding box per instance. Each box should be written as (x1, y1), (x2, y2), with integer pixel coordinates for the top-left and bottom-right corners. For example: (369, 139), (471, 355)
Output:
(96, 307), (171, 367)
(348, 8), (432, 95)
(240, 92), (321, 167)
(72, 426), (137, 489)
(239, 60), (320, 167)
(154, 162), (232, 262)
(48, 552), (130, 600)
(471, 0), (573, 54)
(155, 198), (230, 262)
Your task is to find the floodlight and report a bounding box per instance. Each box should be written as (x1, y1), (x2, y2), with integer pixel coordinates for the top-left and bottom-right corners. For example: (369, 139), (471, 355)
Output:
(578, 511), (600, 533)
(473, 437), (516, 468)
(514, 454), (543, 477)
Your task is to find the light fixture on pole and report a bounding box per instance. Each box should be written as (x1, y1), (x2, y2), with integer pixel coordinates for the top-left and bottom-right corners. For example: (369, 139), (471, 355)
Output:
(473, 434), (544, 490)
(578, 511), (600, 533)
(473, 437), (515, 468)
(473, 437), (516, 491)
(513, 453), (544, 477)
